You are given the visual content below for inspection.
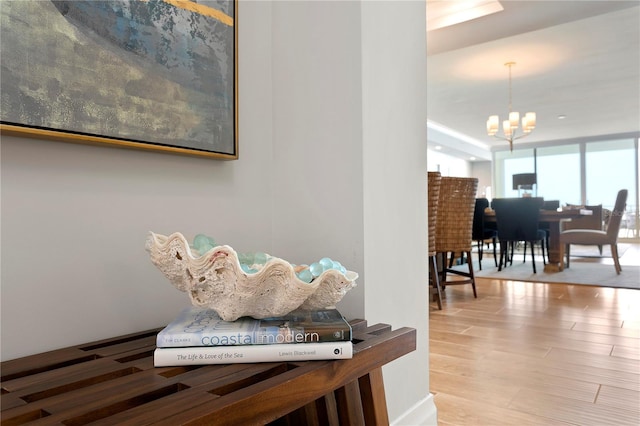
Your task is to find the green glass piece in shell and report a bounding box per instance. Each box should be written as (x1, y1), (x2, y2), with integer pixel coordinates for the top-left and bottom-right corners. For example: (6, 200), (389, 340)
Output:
(240, 264), (257, 274)
(254, 252), (268, 265)
(238, 253), (250, 265)
(331, 260), (347, 274)
(319, 257), (334, 269)
(297, 269), (313, 283)
(193, 234), (206, 249)
(309, 262), (324, 277)
(193, 234), (216, 255)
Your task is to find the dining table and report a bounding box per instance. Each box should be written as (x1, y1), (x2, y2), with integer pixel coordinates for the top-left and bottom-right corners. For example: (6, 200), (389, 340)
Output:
(484, 208), (590, 273)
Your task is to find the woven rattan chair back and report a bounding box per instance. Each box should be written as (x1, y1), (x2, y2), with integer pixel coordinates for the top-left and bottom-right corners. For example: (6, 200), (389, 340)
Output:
(435, 177), (478, 253)
(427, 172), (443, 309)
(427, 172), (441, 256)
(434, 176), (479, 299)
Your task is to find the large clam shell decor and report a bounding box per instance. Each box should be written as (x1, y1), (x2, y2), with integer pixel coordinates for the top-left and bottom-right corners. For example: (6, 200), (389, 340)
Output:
(145, 232), (358, 321)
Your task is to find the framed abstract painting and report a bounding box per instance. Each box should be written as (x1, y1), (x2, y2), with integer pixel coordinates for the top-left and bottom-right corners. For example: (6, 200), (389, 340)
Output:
(0, 0), (238, 160)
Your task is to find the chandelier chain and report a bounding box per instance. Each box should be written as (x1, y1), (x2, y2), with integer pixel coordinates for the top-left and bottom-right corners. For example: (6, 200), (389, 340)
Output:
(507, 62), (513, 113)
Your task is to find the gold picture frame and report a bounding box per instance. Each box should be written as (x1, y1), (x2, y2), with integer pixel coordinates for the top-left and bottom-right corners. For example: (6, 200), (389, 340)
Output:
(0, 0), (238, 160)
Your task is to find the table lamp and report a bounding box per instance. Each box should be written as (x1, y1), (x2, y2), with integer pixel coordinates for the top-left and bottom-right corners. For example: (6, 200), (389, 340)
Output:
(512, 173), (537, 197)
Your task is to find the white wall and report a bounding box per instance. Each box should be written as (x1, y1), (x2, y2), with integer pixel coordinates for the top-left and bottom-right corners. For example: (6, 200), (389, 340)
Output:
(360, 1), (431, 423)
(472, 160), (493, 199)
(427, 148), (472, 177)
(426, 151), (493, 199)
(269, 0), (366, 318)
(1, 1), (433, 423)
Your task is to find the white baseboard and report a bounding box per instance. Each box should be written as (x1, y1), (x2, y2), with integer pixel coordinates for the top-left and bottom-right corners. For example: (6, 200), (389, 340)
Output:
(391, 393), (437, 426)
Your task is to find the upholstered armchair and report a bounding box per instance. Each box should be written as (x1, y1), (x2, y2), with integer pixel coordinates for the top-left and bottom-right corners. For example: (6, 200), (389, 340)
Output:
(560, 189), (628, 274)
(562, 204), (604, 254)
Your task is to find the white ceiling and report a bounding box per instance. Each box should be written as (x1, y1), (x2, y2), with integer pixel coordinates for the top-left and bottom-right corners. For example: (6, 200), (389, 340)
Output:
(426, 0), (640, 161)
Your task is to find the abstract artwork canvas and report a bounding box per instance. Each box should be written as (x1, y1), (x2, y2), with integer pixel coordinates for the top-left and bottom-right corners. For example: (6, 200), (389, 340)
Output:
(0, 0), (237, 159)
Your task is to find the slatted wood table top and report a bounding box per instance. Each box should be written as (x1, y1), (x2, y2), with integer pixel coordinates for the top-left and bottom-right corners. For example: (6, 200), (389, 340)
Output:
(1, 320), (416, 425)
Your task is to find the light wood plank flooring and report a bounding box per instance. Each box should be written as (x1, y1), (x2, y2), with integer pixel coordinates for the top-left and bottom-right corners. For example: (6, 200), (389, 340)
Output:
(430, 243), (640, 425)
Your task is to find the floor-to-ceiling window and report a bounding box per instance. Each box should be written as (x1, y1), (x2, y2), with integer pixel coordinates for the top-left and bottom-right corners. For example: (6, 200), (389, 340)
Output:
(536, 144), (581, 206)
(493, 136), (639, 240)
(585, 139), (638, 238)
(493, 148), (534, 198)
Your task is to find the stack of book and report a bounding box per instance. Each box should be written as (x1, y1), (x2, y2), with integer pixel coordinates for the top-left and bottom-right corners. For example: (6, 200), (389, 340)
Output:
(154, 306), (353, 366)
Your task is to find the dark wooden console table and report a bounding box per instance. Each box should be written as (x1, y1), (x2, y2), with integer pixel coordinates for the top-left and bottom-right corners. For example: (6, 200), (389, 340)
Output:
(1, 320), (416, 425)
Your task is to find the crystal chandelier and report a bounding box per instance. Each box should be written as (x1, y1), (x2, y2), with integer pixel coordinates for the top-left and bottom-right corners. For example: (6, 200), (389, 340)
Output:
(486, 62), (536, 152)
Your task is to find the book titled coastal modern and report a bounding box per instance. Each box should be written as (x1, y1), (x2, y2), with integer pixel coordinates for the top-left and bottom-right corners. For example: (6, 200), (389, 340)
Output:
(156, 306), (352, 348)
(154, 340), (353, 366)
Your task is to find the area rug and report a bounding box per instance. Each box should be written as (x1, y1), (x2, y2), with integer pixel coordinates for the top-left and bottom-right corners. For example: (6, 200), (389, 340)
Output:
(468, 260), (640, 290)
(565, 243), (629, 258)
(507, 243), (630, 259)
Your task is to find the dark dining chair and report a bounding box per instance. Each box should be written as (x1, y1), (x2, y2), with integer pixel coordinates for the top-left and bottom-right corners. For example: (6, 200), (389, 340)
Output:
(491, 197), (545, 273)
(472, 198), (497, 270)
(491, 197), (547, 268)
(560, 189), (628, 274)
(536, 199), (560, 263)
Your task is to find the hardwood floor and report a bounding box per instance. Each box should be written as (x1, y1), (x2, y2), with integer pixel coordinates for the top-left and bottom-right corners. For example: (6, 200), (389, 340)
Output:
(430, 243), (640, 425)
